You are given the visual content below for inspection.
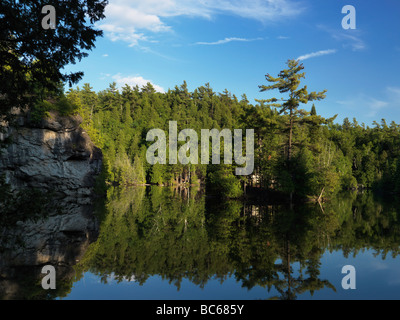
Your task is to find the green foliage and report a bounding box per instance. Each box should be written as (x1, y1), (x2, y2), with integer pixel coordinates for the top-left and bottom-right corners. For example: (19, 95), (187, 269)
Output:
(65, 63), (400, 200)
(53, 94), (79, 116)
(0, 0), (108, 118)
(151, 163), (164, 185)
(132, 155), (147, 184)
(208, 165), (243, 199)
(259, 59), (328, 162)
(30, 100), (52, 124)
(114, 152), (135, 185)
(30, 90), (79, 124)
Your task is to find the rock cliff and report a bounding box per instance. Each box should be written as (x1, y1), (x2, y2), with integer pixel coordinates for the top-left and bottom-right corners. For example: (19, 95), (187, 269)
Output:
(0, 111), (102, 202)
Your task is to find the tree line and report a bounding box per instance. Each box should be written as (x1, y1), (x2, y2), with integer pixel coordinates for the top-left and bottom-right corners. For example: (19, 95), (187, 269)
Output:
(46, 60), (399, 201)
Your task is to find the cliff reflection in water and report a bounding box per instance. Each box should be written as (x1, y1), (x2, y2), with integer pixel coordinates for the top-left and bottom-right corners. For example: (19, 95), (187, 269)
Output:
(0, 197), (99, 300)
(73, 187), (400, 300)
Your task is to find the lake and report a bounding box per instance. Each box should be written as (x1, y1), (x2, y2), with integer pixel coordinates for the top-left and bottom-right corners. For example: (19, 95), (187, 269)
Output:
(1, 186), (400, 300)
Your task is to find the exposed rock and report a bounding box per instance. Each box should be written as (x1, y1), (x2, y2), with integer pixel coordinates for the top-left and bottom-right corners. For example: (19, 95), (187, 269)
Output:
(0, 111), (102, 202)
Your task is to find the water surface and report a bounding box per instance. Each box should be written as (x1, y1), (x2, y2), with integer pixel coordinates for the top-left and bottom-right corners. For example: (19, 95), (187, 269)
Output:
(2, 187), (400, 300)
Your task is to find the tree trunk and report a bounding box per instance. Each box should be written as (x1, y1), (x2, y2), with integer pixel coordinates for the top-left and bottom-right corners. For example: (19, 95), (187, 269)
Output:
(288, 109), (294, 203)
(288, 110), (293, 162)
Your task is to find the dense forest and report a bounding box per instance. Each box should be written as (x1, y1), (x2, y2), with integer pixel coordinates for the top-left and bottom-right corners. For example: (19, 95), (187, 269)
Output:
(29, 59), (400, 202)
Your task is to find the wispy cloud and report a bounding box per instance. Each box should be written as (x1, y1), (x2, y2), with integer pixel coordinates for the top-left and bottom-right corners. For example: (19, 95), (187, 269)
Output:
(112, 73), (165, 93)
(195, 37), (263, 46)
(98, 0), (305, 47)
(332, 32), (366, 51)
(318, 25), (366, 52)
(367, 98), (389, 117)
(336, 93), (389, 118)
(99, 72), (111, 80)
(297, 49), (337, 61)
(387, 86), (400, 97)
(202, 0), (305, 22)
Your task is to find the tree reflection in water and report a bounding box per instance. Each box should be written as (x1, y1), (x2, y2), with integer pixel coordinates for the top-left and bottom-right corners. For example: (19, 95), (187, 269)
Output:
(73, 187), (400, 300)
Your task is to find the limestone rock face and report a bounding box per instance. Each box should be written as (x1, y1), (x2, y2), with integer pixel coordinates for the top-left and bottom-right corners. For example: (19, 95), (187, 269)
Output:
(0, 111), (102, 202)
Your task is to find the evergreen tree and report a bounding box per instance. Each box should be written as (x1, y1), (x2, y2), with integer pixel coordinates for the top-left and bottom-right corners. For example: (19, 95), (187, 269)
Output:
(0, 0), (108, 118)
(258, 59), (328, 200)
(259, 59), (327, 161)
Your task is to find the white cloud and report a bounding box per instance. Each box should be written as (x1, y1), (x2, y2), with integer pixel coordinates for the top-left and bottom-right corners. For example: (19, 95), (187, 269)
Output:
(336, 93), (388, 118)
(367, 98), (388, 117)
(99, 23), (150, 47)
(336, 87), (400, 121)
(112, 74), (165, 93)
(102, 54), (109, 57)
(318, 25), (366, 52)
(99, 72), (111, 80)
(201, 0), (304, 22)
(195, 37), (263, 45)
(297, 49), (337, 61)
(97, 1), (170, 47)
(387, 86), (400, 97)
(104, 3), (170, 32)
(332, 32), (366, 51)
(98, 0), (305, 47)
(385, 86), (400, 110)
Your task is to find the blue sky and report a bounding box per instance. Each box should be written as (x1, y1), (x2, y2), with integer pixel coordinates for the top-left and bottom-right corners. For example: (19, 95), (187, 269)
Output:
(65, 0), (400, 126)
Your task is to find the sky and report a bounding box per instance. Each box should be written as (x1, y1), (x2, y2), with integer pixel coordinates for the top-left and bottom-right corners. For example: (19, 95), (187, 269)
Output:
(64, 0), (400, 126)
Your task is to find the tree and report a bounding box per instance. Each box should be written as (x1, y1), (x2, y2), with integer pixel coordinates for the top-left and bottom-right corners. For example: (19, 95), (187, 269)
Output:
(0, 0), (108, 119)
(258, 59), (328, 201)
(132, 155), (146, 184)
(259, 59), (327, 162)
(151, 163), (164, 185)
(80, 83), (98, 120)
(310, 104), (317, 116)
(208, 165), (243, 199)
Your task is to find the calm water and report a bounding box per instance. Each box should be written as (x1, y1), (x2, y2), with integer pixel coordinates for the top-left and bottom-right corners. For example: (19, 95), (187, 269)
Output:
(1, 186), (400, 300)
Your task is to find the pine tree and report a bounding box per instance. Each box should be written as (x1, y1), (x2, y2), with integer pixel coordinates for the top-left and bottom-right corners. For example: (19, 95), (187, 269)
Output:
(310, 104), (317, 116)
(259, 59), (327, 201)
(259, 59), (327, 162)
(81, 83), (98, 120)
